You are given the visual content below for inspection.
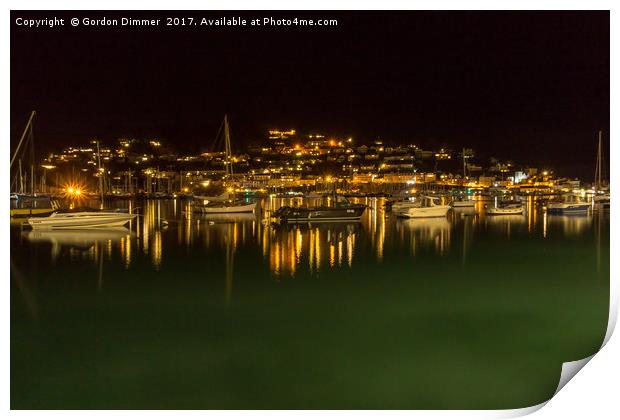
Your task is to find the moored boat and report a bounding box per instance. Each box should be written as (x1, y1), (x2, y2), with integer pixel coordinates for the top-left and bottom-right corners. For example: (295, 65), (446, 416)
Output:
(546, 194), (590, 214)
(192, 115), (258, 214)
(273, 196), (366, 223)
(396, 196), (450, 218)
(451, 198), (476, 208)
(194, 200), (257, 214)
(27, 209), (137, 230)
(485, 201), (524, 215)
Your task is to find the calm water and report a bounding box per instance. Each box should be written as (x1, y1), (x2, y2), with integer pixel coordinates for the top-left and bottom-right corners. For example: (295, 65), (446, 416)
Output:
(10, 197), (610, 409)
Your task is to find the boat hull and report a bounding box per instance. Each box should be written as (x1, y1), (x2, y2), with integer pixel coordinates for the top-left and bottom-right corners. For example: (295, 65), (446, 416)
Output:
(194, 202), (257, 214)
(276, 205), (366, 223)
(398, 206), (450, 218)
(546, 204), (590, 214)
(451, 201), (475, 208)
(486, 207), (523, 215)
(28, 213), (137, 230)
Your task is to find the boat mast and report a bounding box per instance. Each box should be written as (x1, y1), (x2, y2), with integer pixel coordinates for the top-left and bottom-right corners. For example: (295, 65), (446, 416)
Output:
(30, 119), (35, 195)
(598, 131), (603, 189)
(594, 130), (602, 192)
(96, 140), (104, 207)
(10, 111), (36, 169)
(18, 159), (24, 194)
(223, 114), (233, 178)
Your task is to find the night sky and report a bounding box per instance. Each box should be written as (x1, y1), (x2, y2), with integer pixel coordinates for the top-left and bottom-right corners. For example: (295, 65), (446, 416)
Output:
(11, 11), (609, 176)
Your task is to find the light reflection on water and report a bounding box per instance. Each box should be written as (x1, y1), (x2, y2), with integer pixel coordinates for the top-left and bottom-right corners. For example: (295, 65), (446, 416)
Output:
(14, 197), (608, 277)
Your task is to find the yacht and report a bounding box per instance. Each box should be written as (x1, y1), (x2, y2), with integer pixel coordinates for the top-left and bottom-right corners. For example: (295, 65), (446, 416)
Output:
(194, 200), (257, 214)
(27, 209), (136, 230)
(191, 115), (258, 214)
(451, 197), (476, 208)
(396, 196), (450, 218)
(546, 194), (590, 214)
(273, 196), (366, 223)
(592, 130), (610, 210)
(485, 201), (524, 215)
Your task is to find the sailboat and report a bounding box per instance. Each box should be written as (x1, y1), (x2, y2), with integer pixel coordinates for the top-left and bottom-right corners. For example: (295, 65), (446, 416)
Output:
(452, 148), (475, 208)
(10, 111), (60, 217)
(592, 130), (610, 209)
(193, 115), (257, 214)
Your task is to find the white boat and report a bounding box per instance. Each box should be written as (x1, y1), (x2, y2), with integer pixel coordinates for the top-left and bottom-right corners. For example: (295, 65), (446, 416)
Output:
(486, 202), (524, 215)
(547, 194), (590, 214)
(194, 201), (257, 214)
(451, 199), (475, 208)
(27, 211), (136, 230)
(396, 196), (450, 218)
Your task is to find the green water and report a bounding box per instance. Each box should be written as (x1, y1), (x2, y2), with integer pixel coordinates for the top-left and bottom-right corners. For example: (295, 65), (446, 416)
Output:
(10, 198), (609, 409)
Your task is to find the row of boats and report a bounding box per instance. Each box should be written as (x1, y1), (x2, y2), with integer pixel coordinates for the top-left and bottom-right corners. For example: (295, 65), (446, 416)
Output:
(389, 196), (522, 218)
(11, 192), (607, 230)
(387, 193), (607, 218)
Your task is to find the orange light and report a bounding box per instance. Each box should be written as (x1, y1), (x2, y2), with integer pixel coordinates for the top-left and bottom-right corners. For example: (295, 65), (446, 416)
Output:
(62, 182), (87, 199)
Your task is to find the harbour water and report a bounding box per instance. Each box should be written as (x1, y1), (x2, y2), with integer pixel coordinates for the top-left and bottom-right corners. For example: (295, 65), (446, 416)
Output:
(10, 197), (610, 409)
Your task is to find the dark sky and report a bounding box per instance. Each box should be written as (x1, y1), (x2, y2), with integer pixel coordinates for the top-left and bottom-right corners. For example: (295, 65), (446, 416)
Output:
(11, 11), (609, 175)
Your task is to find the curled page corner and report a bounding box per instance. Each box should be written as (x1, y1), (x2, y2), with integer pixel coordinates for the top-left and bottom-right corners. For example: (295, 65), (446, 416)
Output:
(553, 355), (595, 396)
(602, 283), (618, 348)
(487, 356), (596, 419)
(492, 401), (548, 418)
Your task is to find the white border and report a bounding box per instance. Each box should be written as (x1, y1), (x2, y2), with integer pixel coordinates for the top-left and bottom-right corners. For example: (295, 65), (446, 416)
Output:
(3, 1), (616, 419)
